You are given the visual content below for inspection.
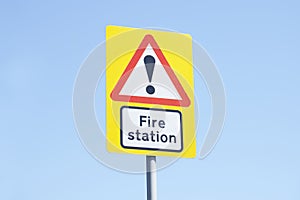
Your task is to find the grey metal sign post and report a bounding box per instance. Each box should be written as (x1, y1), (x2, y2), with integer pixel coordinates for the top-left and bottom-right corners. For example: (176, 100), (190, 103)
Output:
(146, 156), (157, 200)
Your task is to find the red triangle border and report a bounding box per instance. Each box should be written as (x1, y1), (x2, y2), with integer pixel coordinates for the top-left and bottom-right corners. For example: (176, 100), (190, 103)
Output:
(110, 34), (191, 107)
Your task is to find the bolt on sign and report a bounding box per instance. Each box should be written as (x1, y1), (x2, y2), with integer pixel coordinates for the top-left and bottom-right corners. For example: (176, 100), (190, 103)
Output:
(106, 25), (196, 158)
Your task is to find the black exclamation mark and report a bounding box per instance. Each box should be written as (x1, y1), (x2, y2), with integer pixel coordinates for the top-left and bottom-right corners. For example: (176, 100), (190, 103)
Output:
(144, 55), (155, 94)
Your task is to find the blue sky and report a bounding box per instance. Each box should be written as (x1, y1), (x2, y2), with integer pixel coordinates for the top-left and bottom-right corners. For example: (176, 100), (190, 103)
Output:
(1, 0), (300, 199)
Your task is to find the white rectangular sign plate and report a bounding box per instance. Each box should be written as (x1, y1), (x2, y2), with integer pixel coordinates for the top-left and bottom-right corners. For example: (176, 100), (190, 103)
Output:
(120, 106), (183, 152)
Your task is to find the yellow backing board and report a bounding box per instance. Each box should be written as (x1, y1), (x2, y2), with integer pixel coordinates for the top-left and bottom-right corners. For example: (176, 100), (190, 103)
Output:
(106, 25), (196, 158)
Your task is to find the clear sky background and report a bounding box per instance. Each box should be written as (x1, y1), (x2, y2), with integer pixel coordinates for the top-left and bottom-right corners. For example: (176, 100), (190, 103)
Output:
(1, 0), (300, 199)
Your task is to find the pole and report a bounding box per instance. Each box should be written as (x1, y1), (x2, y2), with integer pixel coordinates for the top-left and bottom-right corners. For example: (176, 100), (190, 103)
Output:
(146, 156), (157, 200)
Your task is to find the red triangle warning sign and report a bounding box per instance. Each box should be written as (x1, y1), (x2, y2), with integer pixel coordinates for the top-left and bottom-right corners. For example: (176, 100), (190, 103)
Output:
(110, 34), (191, 107)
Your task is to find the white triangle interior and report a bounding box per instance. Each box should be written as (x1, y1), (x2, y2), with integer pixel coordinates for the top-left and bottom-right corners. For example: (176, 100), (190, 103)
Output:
(119, 44), (182, 100)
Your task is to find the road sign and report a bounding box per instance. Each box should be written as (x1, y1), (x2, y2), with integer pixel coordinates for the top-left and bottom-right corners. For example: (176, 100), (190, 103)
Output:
(106, 25), (196, 158)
